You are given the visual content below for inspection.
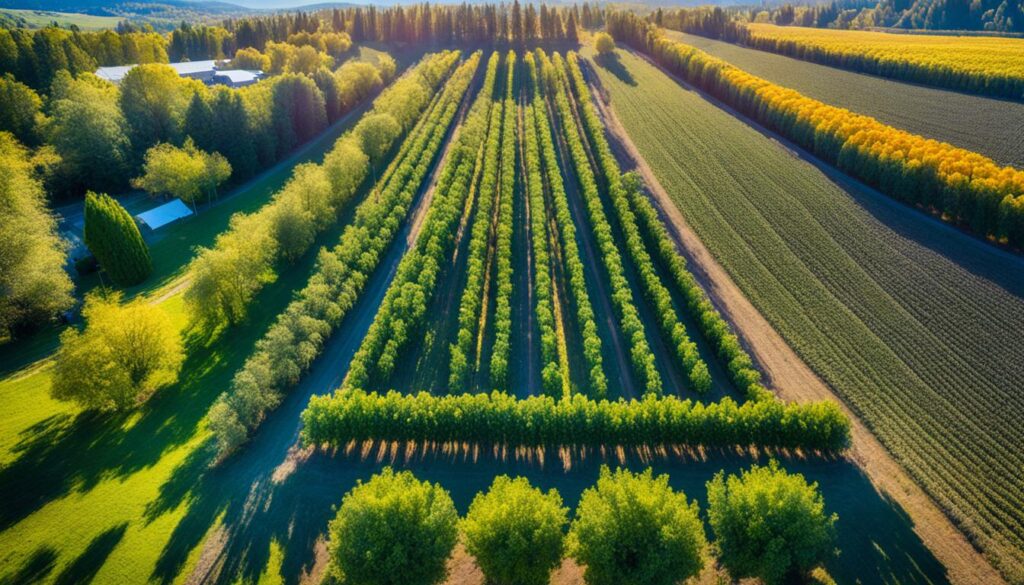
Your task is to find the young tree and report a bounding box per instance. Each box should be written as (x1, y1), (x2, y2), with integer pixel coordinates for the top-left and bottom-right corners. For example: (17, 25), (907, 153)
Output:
(84, 191), (152, 286)
(0, 132), (73, 338)
(706, 461), (838, 585)
(327, 468), (458, 585)
(461, 476), (568, 585)
(594, 32), (616, 55)
(569, 466), (706, 585)
(132, 139), (231, 207)
(51, 292), (183, 411)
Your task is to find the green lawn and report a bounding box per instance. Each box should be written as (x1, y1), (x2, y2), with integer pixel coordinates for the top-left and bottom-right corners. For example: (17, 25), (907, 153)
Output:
(664, 30), (1024, 169)
(587, 46), (1024, 581)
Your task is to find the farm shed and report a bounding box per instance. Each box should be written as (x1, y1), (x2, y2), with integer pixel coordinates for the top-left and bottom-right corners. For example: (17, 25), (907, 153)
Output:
(135, 199), (194, 230)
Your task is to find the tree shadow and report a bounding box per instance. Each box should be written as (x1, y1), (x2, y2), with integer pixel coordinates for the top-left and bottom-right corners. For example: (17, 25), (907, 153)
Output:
(53, 523), (128, 585)
(0, 547), (57, 585)
(0, 325), (236, 531)
(593, 52), (637, 87)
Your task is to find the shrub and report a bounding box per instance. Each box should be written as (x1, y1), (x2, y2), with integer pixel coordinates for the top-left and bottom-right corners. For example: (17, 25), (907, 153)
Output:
(327, 468), (458, 585)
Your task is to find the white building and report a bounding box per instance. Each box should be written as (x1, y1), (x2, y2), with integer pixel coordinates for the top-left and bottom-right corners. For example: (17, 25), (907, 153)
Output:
(95, 60), (263, 88)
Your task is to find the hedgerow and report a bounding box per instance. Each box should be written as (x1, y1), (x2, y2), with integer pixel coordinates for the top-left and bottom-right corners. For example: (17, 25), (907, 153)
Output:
(488, 51), (518, 390)
(207, 51), (478, 457)
(185, 52), (456, 327)
(344, 52), (501, 391)
(450, 53), (512, 391)
(302, 389), (852, 452)
(522, 55), (566, 398)
(528, 54), (607, 399)
(562, 52), (711, 394)
(539, 49), (662, 396)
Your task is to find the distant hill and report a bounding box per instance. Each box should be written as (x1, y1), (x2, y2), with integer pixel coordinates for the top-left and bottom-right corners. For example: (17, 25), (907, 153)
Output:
(0, 0), (254, 18)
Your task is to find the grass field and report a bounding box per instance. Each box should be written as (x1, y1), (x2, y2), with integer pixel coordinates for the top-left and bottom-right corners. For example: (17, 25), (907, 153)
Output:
(587, 46), (1024, 582)
(0, 9), (123, 30)
(664, 30), (1024, 169)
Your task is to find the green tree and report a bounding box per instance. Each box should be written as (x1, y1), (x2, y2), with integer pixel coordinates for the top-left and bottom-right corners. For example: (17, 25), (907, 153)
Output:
(594, 32), (616, 54)
(44, 71), (131, 195)
(706, 461), (838, 585)
(84, 191), (152, 287)
(119, 63), (199, 154)
(355, 113), (401, 163)
(0, 73), (40, 144)
(568, 466), (706, 585)
(462, 476), (568, 585)
(230, 47), (269, 71)
(0, 132), (73, 338)
(327, 468), (458, 585)
(51, 291), (183, 410)
(132, 139), (231, 206)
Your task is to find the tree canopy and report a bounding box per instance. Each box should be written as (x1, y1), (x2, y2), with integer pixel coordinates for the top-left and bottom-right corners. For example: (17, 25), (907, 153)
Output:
(0, 132), (73, 339)
(461, 475), (568, 585)
(568, 466), (706, 585)
(84, 191), (152, 286)
(707, 461), (838, 584)
(51, 292), (183, 411)
(132, 138), (231, 205)
(327, 468), (458, 585)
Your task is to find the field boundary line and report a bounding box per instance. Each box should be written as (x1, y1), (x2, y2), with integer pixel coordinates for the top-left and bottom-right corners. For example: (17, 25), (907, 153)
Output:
(586, 62), (1006, 585)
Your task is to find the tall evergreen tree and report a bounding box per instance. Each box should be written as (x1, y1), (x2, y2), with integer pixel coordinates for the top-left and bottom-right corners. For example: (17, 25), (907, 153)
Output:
(84, 191), (152, 287)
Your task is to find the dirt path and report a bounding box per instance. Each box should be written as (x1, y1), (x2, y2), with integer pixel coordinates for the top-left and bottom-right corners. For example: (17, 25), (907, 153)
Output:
(588, 66), (1005, 585)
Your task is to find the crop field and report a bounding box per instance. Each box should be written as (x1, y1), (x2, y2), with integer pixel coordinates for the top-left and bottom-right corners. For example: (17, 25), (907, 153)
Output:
(664, 30), (1024, 169)
(587, 44), (1024, 582)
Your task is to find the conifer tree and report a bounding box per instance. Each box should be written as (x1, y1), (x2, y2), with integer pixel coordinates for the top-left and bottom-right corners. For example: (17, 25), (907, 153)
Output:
(84, 191), (152, 287)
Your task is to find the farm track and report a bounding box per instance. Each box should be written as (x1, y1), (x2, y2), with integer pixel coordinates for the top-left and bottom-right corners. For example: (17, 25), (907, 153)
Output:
(586, 47), (1010, 584)
(664, 30), (1024, 169)
(543, 92), (637, 400)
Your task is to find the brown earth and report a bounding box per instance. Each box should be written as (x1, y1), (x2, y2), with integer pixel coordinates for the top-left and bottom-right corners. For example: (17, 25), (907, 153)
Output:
(587, 66), (1005, 585)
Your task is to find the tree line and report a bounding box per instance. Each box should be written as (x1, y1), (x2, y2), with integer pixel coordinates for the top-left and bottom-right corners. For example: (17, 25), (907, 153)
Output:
(540, 49), (662, 395)
(183, 56), (396, 328)
(344, 52), (503, 392)
(527, 51), (607, 399)
(564, 50), (712, 394)
(450, 52), (515, 392)
(323, 465), (838, 585)
(607, 12), (1024, 249)
(207, 51), (476, 458)
(301, 387), (852, 452)
(488, 55), (518, 390)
